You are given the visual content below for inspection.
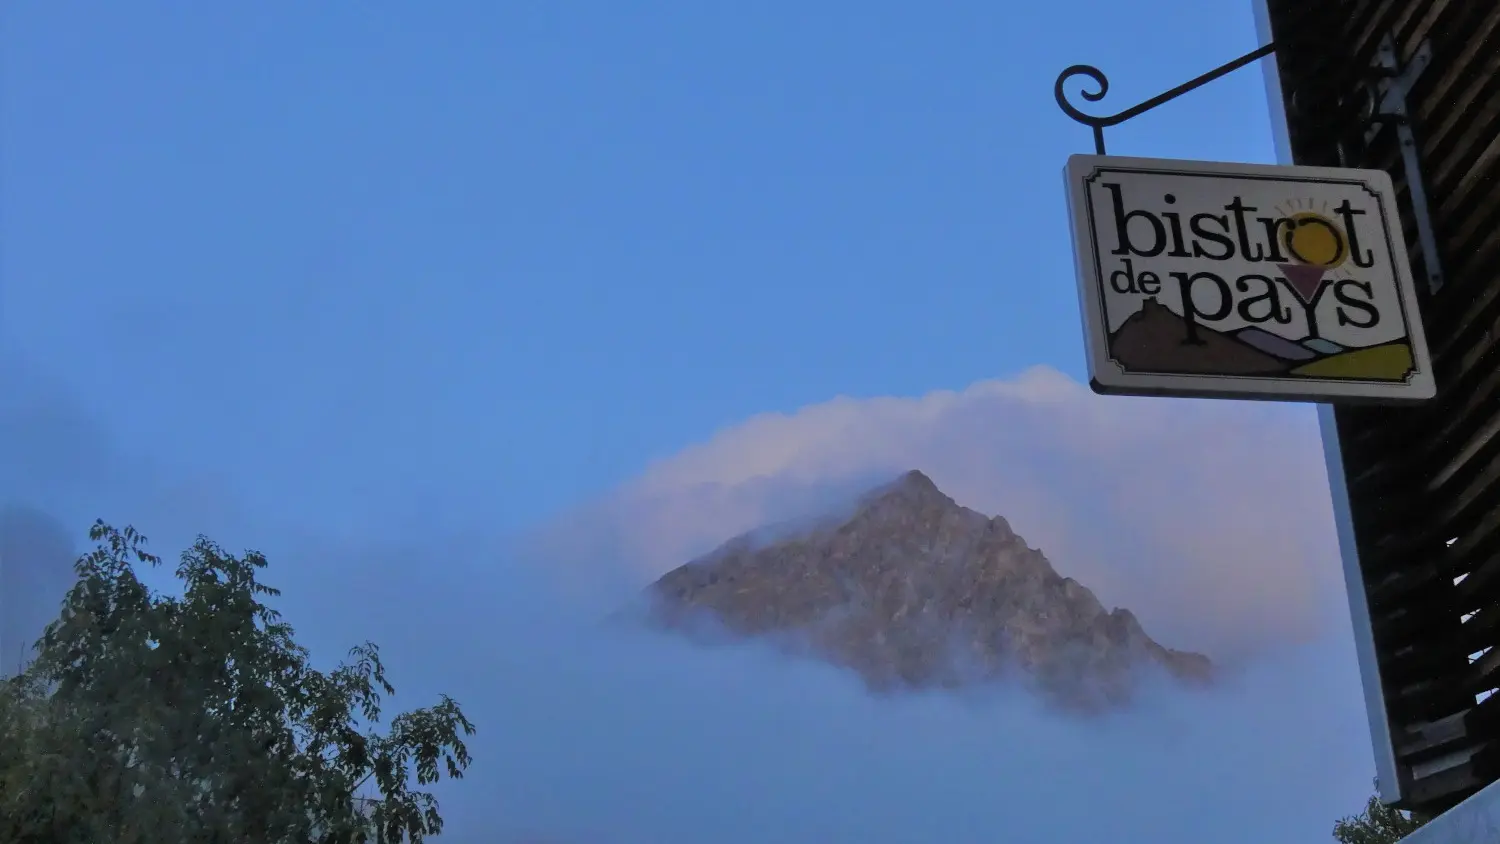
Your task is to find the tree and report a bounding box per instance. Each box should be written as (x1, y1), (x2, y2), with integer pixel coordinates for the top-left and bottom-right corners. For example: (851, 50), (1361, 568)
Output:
(1333, 787), (1429, 844)
(0, 521), (475, 843)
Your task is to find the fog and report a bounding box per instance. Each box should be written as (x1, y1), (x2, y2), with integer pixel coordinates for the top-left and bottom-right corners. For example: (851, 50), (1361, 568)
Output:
(266, 532), (1376, 844)
(1, 354), (1378, 843)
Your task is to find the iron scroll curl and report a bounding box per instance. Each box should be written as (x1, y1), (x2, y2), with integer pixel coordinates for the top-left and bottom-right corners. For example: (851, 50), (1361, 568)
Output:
(1053, 64), (1113, 154)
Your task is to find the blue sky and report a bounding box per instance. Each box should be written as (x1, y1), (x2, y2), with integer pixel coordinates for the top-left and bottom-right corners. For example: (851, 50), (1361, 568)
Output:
(3, 2), (1380, 842)
(3, 0), (1278, 532)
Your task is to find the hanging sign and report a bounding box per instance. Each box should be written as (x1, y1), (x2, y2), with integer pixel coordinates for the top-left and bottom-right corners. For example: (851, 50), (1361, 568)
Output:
(1064, 155), (1435, 402)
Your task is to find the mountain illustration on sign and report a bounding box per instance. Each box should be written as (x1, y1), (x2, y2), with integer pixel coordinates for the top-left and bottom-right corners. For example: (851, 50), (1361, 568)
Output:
(1106, 202), (1416, 382)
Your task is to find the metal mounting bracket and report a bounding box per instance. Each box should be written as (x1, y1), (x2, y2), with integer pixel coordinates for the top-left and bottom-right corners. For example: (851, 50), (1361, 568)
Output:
(1053, 43), (1277, 156)
(1361, 34), (1445, 295)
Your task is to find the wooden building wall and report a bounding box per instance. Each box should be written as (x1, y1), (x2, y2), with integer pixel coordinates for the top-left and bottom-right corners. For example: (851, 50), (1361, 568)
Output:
(1264, 0), (1500, 816)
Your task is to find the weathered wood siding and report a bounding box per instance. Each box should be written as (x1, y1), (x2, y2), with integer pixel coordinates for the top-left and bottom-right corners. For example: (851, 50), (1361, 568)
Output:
(1265, 0), (1500, 816)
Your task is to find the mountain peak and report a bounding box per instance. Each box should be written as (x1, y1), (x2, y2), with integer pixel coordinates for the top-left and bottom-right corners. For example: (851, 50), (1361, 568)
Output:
(641, 473), (1212, 711)
(896, 468), (938, 490)
(857, 469), (953, 510)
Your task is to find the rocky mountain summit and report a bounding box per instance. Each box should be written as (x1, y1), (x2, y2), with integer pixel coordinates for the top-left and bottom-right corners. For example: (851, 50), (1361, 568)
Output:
(640, 470), (1211, 710)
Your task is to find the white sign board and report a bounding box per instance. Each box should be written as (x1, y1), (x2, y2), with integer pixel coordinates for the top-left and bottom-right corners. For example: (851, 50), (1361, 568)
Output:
(1064, 155), (1435, 402)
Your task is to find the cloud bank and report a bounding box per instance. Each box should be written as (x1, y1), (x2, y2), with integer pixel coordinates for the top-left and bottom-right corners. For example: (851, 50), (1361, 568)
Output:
(539, 365), (1343, 664)
(260, 532), (1377, 844)
(3, 355), (1376, 843)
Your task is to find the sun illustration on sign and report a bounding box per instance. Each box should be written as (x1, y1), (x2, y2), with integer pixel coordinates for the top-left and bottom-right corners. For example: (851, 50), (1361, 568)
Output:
(1273, 199), (1351, 304)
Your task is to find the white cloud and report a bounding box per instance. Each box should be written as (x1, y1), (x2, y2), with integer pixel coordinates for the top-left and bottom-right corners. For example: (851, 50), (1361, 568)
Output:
(269, 531), (1377, 844)
(1, 350), (1375, 842)
(538, 365), (1346, 663)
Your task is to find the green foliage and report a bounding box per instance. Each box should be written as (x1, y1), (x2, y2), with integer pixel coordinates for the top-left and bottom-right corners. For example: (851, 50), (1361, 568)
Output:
(0, 521), (475, 843)
(1333, 789), (1428, 844)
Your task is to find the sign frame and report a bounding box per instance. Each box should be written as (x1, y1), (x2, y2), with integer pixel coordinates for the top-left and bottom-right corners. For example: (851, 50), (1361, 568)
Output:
(1064, 153), (1436, 403)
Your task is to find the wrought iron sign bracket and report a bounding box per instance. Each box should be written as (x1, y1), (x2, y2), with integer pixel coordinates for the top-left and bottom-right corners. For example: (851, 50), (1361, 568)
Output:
(1359, 34), (1445, 295)
(1053, 43), (1277, 156)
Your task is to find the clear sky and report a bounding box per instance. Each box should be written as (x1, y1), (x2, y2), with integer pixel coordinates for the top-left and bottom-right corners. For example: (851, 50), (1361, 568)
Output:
(3, 0), (1282, 532)
(3, 2), (1379, 842)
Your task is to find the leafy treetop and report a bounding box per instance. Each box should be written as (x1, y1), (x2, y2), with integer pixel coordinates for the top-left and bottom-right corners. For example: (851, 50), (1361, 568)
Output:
(1333, 788), (1428, 844)
(0, 521), (475, 844)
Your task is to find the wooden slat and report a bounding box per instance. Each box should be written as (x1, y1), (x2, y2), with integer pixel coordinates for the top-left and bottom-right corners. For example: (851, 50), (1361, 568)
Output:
(1267, 0), (1500, 814)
